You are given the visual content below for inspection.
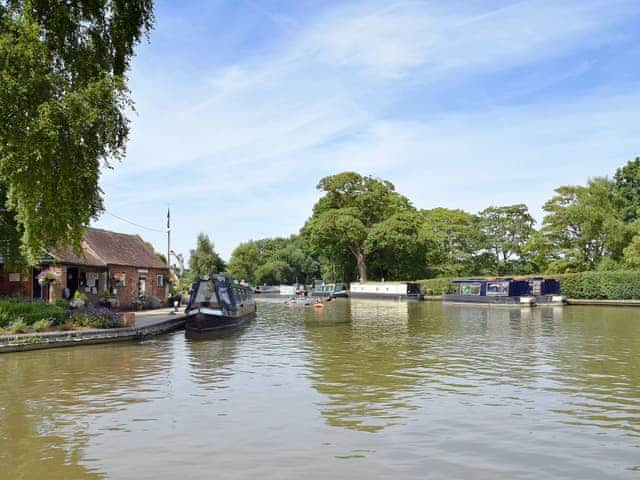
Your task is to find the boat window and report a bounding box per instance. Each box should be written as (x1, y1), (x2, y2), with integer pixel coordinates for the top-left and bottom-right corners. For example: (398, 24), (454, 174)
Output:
(460, 283), (481, 295)
(218, 284), (232, 306)
(486, 282), (509, 296)
(194, 281), (215, 303)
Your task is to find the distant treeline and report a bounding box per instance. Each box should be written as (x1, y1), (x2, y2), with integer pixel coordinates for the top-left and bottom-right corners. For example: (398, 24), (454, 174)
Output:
(227, 157), (640, 285)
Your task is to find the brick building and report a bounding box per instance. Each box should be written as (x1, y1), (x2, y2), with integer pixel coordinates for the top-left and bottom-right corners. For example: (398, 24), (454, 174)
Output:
(0, 228), (170, 309)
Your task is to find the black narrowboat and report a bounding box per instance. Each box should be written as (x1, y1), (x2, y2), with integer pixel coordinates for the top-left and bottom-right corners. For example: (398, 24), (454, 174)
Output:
(185, 274), (257, 332)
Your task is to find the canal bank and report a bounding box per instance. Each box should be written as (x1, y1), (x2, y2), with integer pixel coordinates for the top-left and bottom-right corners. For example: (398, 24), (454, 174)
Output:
(0, 308), (186, 354)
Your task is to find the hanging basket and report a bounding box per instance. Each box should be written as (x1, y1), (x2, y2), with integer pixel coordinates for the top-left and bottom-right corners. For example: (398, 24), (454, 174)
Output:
(38, 270), (59, 285)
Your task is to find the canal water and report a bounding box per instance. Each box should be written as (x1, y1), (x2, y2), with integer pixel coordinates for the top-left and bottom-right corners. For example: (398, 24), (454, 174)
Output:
(1, 299), (639, 479)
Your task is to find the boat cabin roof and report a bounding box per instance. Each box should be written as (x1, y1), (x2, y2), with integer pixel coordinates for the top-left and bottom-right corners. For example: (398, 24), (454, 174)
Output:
(450, 278), (520, 284)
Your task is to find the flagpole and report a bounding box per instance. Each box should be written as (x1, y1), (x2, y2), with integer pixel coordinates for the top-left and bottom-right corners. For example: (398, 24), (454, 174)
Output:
(167, 206), (171, 270)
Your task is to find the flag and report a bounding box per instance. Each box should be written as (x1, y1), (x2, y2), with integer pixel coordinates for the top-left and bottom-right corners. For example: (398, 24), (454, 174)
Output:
(167, 207), (170, 229)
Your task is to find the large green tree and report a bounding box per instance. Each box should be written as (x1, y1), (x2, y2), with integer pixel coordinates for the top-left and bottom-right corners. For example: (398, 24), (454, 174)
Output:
(254, 260), (292, 285)
(479, 204), (535, 273)
(613, 156), (640, 222)
(304, 172), (412, 282)
(227, 235), (320, 285)
(536, 178), (633, 272)
(0, 0), (153, 262)
(421, 207), (490, 277)
(188, 233), (226, 280)
(227, 240), (261, 284)
(365, 211), (428, 280)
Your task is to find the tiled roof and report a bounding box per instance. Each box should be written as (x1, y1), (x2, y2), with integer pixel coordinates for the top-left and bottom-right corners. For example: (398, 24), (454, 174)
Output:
(50, 228), (168, 269)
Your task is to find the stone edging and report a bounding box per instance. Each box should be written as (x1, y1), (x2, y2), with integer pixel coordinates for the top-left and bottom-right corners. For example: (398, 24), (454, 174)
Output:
(0, 316), (186, 354)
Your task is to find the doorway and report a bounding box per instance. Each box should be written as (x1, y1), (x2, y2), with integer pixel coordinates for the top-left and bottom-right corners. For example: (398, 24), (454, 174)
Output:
(32, 267), (42, 299)
(67, 267), (79, 299)
(138, 276), (147, 297)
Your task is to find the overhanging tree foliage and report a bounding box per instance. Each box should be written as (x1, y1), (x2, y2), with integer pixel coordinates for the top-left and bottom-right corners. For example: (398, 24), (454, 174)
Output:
(0, 0), (154, 263)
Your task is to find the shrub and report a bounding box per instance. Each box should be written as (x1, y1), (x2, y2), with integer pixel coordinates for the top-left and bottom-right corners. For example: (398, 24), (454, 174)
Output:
(418, 278), (453, 295)
(32, 319), (51, 332)
(8, 318), (29, 333)
(54, 299), (69, 309)
(65, 307), (124, 329)
(143, 296), (162, 310)
(60, 320), (76, 331)
(555, 271), (640, 299)
(0, 299), (65, 327)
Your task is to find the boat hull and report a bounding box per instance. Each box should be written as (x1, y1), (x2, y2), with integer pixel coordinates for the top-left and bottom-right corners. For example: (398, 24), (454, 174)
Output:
(311, 290), (349, 298)
(185, 307), (256, 332)
(349, 292), (424, 301)
(535, 295), (567, 305)
(442, 294), (534, 306)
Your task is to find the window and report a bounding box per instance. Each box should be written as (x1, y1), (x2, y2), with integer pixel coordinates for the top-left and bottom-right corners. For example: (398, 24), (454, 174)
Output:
(113, 273), (126, 287)
(157, 274), (164, 287)
(486, 282), (509, 296)
(460, 283), (482, 295)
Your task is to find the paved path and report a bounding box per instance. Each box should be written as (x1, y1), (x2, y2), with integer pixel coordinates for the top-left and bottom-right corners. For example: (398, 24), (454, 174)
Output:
(133, 307), (186, 327)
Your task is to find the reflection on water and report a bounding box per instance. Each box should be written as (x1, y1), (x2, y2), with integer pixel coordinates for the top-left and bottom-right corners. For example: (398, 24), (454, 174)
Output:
(0, 341), (173, 479)
(1, 300), (639, 478)
(186, 326), (247, 390)
(304, 299), (418, 432)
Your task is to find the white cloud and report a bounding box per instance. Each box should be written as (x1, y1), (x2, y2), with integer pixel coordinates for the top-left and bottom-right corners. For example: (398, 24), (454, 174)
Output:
(96, 0), (640, 259)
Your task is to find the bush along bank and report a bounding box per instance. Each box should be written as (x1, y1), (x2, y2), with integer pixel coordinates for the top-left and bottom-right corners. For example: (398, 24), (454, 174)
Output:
(418, 271), (640, 300)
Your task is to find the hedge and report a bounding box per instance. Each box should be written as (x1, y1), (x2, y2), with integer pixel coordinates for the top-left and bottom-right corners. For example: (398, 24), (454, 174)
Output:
(0, 300), (66, 327)
(417, 271), (640, 300)
(554, 271), (640, 299)
(418, 278), (452, 296)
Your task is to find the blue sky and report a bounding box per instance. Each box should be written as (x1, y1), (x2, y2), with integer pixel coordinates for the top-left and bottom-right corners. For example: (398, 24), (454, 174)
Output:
(95, 0), (640, 263)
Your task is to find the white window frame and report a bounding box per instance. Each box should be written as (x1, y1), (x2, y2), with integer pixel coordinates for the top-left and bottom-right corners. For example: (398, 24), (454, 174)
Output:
(157, 274), (164, 287)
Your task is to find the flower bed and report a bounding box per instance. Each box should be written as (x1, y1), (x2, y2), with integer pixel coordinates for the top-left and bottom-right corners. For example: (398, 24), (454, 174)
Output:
(64, 307), (124, 329)
(0, 299), (124, 335)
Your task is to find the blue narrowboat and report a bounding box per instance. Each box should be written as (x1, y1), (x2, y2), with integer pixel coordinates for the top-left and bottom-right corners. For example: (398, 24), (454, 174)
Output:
(528, 277), (566, 304)
(442, 277), (566, 306)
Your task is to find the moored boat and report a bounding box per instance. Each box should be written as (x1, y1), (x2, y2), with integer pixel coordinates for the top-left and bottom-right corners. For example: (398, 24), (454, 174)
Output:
(185, 274), (257, 332)
(310, 281), (349, 298)
(442, 277), (566, 306)
(528, 277), (566, 305)
(349, 282), (424, 301)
